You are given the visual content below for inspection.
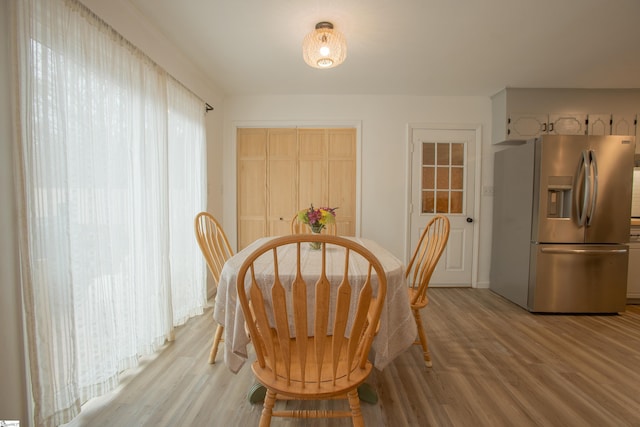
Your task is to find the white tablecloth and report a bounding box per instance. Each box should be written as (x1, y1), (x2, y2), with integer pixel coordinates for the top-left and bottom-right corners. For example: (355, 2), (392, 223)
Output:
(213, 236), (417, 374)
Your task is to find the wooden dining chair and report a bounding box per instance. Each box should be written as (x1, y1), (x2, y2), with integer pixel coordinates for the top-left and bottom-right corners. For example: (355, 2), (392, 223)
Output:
(290, 213), (338, 235)
(194, 212), (234, 364)
(406, 215), (450, 368)
(236, 234), (387, 426)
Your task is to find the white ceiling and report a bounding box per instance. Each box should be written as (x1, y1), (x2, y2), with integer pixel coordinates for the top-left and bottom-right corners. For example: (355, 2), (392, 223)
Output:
(127, 0), (640, 97)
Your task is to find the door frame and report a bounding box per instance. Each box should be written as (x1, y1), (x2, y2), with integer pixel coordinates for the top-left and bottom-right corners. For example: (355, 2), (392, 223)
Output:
(227, 120), (363, 251)
(406, 123), (482, 288)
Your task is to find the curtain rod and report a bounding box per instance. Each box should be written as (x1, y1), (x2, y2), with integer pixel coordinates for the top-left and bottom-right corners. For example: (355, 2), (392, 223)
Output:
(206, 103), (214, 112)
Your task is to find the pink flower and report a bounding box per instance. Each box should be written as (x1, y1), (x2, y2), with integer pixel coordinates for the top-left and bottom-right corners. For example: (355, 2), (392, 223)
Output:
(297, 204), (337, 229)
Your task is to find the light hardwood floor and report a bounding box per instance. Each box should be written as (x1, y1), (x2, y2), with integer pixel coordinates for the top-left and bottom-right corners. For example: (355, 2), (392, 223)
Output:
(64, 288), (640, 427)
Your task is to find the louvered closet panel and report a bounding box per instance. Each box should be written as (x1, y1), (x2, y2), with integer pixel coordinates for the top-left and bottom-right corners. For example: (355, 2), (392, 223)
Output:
(267, 129), (298, 237)
(237, 128), (267, 249)
(327, 129), (356, 236)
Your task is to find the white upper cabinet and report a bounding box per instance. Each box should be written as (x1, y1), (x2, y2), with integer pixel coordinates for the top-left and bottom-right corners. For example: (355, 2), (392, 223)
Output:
(507, 113), (586, 140)
(492, 88), (640, 144)
(588, 113), (637, 136)
(506, 114), (548, 140)
(548, 114), (587, 135)
(587, 114), (612, 136)
(612, 114), (637, 136)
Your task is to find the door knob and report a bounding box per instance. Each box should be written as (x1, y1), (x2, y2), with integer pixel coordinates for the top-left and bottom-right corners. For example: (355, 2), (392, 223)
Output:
(466, 217), (473, 223)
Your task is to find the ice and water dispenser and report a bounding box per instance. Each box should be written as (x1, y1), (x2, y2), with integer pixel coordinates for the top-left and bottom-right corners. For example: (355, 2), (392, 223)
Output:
(546, 176), (573, 219)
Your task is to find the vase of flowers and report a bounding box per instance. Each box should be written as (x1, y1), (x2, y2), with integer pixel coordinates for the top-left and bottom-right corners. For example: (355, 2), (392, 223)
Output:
(297, 204), (337, 250)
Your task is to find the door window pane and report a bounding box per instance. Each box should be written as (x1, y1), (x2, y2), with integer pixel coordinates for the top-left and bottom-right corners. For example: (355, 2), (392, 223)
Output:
(422, 143), (435, 165)
(450, 191), (463, 213)
(422, 191), (434, 213)
(437, 143), (449, 165)
(436, 191), (449, 213)
(436, 167), (449, 189)
(451, 167), (463, 190)
(451, 143), (464, 166)
(422, 166), (434, 188)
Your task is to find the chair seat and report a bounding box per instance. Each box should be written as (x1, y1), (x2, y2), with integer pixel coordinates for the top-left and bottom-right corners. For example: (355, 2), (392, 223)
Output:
(408, 287), (429, 310)
(251, 336), (372, 398)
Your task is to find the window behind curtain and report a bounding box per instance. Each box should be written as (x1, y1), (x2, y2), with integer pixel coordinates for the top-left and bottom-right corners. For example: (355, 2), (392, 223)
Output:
(14, 0), (207, 425)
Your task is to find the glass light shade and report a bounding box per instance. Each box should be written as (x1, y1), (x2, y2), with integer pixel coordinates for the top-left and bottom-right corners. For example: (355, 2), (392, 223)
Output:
(302, 22), (347, 69)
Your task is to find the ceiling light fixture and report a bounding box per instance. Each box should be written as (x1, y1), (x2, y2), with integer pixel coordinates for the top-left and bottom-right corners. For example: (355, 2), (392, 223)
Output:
(302, 21), (347, 69)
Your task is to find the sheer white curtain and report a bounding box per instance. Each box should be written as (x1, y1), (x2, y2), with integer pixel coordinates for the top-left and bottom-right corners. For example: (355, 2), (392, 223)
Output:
(13, 0), (208, 425)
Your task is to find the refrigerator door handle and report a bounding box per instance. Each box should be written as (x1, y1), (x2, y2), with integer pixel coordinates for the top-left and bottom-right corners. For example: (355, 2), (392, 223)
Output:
(574, 150), (589, 227)
(586, 150), (598, 226)
(540, 248), (628, 255)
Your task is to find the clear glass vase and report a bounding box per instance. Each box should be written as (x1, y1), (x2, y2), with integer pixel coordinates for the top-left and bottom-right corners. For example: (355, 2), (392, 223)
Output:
(309, 226), (323, 250)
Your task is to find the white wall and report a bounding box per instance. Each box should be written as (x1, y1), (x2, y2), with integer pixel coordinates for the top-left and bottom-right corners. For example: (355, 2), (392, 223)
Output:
(223, 95), (495, 287)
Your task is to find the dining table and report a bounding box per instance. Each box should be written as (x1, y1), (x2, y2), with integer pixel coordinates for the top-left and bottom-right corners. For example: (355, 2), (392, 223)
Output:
(214, 235), (418, 378)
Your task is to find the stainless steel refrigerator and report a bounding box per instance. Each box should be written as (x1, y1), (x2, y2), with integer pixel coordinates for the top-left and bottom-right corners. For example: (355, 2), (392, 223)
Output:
(490, 134), (635, 313)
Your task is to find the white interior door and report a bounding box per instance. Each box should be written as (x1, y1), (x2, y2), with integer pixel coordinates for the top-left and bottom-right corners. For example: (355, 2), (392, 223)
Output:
(410, 128), (476, 286)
